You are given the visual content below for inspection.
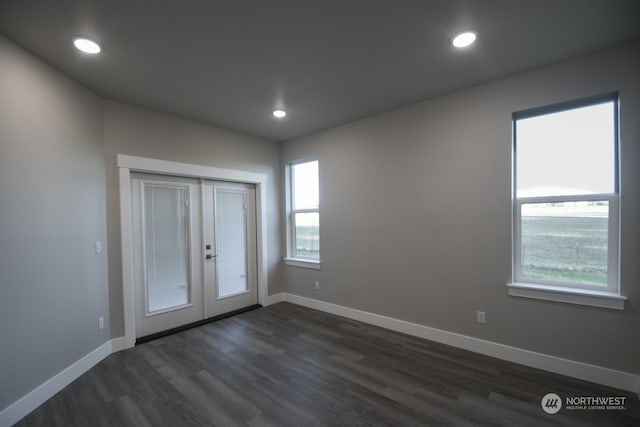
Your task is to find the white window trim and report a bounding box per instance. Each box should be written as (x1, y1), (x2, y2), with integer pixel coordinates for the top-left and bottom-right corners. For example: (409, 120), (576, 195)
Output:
(509, 93), (625, 309)
(283, 257), (322, 269)
(507, 282), (626, 310)
(284, 160), (321, 269)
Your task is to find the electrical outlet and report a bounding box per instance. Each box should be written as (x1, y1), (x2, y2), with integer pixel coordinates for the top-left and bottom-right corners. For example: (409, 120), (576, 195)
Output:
(99, 317), (104, 330)
(477, 311), (486, 324)
(315, 281), (320, 290)
(95, 240), (102, 254)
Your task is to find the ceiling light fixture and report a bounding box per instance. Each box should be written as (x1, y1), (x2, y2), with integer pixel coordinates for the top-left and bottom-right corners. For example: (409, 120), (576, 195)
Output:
(273, 109), (287, 118)
(451, 31), (477, 48)
(73, 37), (102, 54)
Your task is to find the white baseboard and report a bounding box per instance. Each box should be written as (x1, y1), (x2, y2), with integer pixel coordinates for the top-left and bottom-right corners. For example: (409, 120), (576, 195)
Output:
(281, 293), (640, 395)
(110, 336), (127, 353)
(0, 337), (125, 427)
(265, 292), (284, 306)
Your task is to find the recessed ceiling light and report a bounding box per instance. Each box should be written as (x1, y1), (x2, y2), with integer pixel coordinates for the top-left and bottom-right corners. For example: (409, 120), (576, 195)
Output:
(451, 31), (477, 48)
(273, 109), (287, 118)
(73, 37), (102, 54)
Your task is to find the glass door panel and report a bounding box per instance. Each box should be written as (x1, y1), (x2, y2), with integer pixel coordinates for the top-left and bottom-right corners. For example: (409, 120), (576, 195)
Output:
(215, 189), (248, 298)
(143, 184), (191, 312)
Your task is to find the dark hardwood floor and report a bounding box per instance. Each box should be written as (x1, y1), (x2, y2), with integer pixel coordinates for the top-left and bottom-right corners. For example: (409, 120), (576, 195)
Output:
(16, 302), (640, 426)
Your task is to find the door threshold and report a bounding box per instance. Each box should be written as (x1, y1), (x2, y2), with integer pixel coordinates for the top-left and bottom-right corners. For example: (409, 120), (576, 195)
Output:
(135, 304), (262, 345)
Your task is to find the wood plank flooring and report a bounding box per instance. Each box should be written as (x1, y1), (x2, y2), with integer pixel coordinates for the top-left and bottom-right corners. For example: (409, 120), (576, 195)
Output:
(15, 302), (640, 426)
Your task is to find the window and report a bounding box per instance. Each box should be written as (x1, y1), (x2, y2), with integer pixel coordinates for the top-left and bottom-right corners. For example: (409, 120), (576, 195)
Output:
(510, 93), (623, 308)
(285, 160), (320, 267)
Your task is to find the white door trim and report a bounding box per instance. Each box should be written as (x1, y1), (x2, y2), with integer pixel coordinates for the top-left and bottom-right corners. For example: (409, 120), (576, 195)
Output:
(118, 154), (269, 349)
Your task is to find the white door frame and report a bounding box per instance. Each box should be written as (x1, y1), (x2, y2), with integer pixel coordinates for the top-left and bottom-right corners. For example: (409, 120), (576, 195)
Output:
(118, 154), (269, 349)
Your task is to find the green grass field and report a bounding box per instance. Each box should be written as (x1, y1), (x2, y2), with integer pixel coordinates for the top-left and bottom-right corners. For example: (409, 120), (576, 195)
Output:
(521, 216), (608, 285)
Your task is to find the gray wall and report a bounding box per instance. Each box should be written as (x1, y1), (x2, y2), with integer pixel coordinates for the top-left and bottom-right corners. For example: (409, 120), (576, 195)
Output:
(0, 34), (283, 410)
(281, 41), (640, 374)
(0, 35), (109, 410)
(102, 101), (283, 338)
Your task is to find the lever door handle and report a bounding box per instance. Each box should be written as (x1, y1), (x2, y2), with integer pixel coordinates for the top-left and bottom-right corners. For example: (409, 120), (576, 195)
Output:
(206, 254), (218, 260)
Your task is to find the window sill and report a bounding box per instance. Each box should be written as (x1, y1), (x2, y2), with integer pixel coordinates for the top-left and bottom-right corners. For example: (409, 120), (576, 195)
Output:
(283, 258), (322, 270)
(507, 282), (626, 310)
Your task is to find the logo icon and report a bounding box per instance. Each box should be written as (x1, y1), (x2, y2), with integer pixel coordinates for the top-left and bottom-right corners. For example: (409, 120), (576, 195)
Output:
(541, 393), (562, 414)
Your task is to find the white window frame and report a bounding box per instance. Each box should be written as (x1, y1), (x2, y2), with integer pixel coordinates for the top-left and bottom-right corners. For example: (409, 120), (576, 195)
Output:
(508, 93), (625, 310)
(284, 159), (321, 269)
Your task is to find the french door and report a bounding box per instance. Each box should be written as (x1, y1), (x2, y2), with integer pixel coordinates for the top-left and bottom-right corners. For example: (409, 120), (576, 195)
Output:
(131, 174), (257, 339)
(203, 181), (257, 317)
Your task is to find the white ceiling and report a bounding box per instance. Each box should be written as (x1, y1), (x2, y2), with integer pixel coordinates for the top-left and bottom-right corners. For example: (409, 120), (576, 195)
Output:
(1, 0), (639, 141)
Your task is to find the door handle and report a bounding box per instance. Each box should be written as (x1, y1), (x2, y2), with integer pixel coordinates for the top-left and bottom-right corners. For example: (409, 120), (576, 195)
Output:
(206, 254), (217, 260)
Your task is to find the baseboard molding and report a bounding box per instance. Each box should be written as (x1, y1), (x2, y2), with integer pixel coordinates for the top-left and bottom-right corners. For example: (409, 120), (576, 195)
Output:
(110, 336), (127, 353)
(281, 293), (640, 395)
(0, 337), (125, 427)
(265, 292), (284, 306)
